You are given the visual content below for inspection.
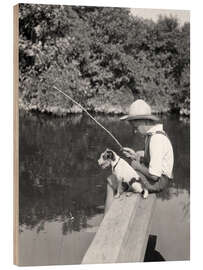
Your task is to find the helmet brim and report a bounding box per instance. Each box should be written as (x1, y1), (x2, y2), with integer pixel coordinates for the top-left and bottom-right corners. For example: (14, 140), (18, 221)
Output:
(120, 114), (159, 121)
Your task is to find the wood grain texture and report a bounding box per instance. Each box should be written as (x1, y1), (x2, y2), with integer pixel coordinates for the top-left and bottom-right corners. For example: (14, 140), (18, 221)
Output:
(13, 4), (19, 265)
(82, 193), (156, 264)
(117, 194), (156, 262)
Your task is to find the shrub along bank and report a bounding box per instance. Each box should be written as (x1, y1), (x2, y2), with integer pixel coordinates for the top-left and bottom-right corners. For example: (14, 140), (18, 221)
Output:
(19, 4), (190, 116)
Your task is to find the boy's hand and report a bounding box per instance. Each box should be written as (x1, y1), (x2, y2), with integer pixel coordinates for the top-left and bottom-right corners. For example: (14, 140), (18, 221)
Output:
(122, 147), (136, 159)
(122, 148), (144, 161)
(134, 150), (144, 162)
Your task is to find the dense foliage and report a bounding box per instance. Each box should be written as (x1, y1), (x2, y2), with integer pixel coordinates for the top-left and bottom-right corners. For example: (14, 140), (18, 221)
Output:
(19, 4), (190, 116)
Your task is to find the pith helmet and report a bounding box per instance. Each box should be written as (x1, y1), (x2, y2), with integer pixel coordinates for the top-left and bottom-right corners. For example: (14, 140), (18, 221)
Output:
(120, 99), (159, 121)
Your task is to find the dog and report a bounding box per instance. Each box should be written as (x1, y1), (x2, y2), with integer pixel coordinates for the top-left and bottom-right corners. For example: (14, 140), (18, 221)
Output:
(98, 148), (149, 199)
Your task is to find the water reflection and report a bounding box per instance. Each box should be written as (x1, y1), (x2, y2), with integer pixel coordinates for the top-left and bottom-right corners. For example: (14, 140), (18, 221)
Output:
(19, 111), (190, 265)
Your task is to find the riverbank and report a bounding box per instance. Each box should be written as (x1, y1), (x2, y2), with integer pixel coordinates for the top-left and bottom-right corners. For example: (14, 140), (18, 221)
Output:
(18, 5), (190, 119)
(19, 93), (190, 117)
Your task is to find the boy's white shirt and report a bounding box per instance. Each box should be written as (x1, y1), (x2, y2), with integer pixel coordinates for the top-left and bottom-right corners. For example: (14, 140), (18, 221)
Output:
(147, 124), (174, 178)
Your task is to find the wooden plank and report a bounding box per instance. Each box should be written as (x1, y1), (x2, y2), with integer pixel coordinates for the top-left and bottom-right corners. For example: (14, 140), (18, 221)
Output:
(82, 193), (156, 264)
(13, 4), (19, 266)
(117, 194), (156, 262)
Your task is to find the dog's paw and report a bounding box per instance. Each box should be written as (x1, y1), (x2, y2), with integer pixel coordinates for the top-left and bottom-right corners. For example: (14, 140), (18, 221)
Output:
(142, 189), (149, 199)
(114, 193), (120, 199)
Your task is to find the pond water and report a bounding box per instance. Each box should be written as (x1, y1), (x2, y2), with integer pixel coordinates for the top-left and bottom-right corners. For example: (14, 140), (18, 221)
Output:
(19, 112), (190, 266)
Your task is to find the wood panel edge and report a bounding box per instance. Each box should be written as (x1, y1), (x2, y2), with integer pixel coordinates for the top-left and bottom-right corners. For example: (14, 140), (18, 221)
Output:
(13, 3), (19, 266)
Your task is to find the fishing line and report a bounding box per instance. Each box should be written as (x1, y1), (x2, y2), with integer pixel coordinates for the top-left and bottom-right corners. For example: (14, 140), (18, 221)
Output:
(53, 86), (123, 150)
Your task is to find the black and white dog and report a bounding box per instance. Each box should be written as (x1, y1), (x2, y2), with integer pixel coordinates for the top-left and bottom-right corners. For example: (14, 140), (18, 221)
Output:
(98, 148), (148, 199)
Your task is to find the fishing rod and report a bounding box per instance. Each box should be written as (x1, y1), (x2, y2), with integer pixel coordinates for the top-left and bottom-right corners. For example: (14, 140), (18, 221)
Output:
(53, 86), (123, 150)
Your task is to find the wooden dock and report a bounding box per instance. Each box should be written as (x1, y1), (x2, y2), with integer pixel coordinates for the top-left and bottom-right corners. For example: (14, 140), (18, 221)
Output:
(82, 193), (156, 264)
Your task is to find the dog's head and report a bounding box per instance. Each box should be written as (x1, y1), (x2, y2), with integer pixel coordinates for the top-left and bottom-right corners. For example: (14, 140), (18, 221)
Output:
(98, 148), (117, 169)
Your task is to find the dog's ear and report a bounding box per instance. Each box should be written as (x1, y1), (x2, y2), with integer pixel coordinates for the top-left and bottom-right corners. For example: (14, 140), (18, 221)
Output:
(102, 151), (108, 160)
(106, 150), (115, 161)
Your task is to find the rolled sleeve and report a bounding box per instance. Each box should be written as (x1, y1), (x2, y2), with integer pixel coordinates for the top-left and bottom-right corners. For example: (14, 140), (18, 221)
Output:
(148, 135), (163, 177)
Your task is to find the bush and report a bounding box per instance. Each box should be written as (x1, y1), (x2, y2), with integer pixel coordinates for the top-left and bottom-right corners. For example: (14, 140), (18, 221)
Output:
(19, 4), (190, 116)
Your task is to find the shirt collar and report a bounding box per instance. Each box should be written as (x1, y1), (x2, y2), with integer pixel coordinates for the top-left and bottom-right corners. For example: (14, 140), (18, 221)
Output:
(147, 124), (163, 135)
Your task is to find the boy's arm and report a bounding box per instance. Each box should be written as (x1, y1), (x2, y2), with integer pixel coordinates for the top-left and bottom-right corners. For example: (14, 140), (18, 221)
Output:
(123, 147), (159, 181)
(131, 161), (159, 181)
(122, 148), (144, 161)
(134, 135), (164, 181)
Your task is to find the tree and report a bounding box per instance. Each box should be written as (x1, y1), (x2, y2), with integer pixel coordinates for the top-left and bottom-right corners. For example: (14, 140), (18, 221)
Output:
(19, 4), (190, 115)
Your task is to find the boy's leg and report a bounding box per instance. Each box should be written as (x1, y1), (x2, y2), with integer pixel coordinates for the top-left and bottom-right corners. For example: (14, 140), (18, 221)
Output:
(137, 172), (169, 193)
(131, 161), (168, 193)
(136, 171), (161, 192)
(158, 175), (170, 191)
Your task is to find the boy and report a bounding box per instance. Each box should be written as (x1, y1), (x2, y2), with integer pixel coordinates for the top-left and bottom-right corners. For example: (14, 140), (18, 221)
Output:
(105, 99), (174, 212)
